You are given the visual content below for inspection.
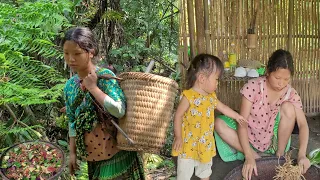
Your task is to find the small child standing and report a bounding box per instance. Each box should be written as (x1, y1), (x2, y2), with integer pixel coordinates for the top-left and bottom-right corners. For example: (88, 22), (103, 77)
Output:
(172, 54), (247, 180)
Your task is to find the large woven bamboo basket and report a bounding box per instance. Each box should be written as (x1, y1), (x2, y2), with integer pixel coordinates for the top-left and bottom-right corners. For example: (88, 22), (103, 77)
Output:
(116, 72), (178, 153)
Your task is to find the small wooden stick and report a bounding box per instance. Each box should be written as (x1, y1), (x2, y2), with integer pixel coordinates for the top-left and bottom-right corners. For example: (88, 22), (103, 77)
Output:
(98, 74), (123, 81)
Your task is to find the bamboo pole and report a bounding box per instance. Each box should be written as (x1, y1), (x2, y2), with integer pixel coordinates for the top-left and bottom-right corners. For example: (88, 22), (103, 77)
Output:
(287, 0), (293, 52)
(315, 0), (318, 78)
(311, 0), (315, 78)
(221, 0), (226, 53)
(283, 0), (287, 49)
(238, 0), (244, 60)
(216, 0), (221, 54)
(239, 0), (242, 59)
(257, 1), (266, 63)
(210, 0), (216, 55)
(187, 0), (196, 58)
(278, 0), (281, 49)
(195, 0), (205, 54)
(204, 0), (211, 54)
(303, 0), (309, 112)
(267, 0), (271, 62)
(245, 0), (251, 59)
(181, 0), (189, 88)
(253, 0), (259, 59)
(294, 0), (299, 77)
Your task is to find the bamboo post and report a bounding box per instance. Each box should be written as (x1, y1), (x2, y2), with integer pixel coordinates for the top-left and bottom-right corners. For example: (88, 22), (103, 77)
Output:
(210, 0), (216, 55)
(180, 0), (188, 89)
(287, 0), (294, 52)
(204, 0), (211, 54)
(187, 0), (196, 58)
(195, 0), (206, 54)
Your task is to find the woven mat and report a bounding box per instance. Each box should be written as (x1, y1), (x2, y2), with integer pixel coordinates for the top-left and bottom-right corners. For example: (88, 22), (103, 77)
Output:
(224, 156), (320, 180)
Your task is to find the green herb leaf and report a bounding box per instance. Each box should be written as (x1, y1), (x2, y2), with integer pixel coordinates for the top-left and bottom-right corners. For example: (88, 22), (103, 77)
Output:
(309, 148), (320, 165)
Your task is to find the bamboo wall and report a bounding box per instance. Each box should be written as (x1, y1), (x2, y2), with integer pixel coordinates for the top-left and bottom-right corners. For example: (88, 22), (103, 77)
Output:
(178, 0), (320, 114)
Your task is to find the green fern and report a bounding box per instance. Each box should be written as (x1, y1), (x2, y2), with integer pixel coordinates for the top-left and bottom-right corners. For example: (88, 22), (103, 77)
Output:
(0, 1), (73, 106)
(0, 51), (65, 105)
(0, 1), (71, 59)
(2, 51), (65, 87)
(0, 83), (64, 105)
(0, 125), (43, 137)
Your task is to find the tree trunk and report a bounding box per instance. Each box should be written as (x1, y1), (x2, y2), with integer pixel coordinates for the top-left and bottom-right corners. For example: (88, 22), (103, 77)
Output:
(88, 0), (108, 30)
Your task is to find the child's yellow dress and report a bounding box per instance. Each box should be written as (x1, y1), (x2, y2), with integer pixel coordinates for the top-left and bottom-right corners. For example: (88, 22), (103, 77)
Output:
(172, 89), (218, 163)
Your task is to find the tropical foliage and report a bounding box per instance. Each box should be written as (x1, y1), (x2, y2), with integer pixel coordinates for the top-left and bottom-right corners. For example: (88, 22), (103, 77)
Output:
(109, 0), (179, 74)
(0, 0), (72, 106)
(0, 0), (179, 178)
(0, 0), (73, 153)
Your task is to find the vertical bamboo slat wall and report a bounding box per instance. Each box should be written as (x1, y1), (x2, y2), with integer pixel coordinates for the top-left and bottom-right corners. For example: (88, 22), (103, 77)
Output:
(178, 0), (320, 114)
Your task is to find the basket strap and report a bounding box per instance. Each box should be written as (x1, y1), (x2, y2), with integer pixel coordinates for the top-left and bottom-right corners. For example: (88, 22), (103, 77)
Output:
(98, 74), (123, 81)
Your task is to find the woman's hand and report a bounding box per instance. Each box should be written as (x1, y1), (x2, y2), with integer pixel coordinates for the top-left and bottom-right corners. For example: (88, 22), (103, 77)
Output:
(235, 114), (248, 126)
(298, 155), (311, 174)
(242, 156), (258, 180)
(83, 70), (98, 91)
(173, 137), (183, 152)
(69, 152), (79, 175)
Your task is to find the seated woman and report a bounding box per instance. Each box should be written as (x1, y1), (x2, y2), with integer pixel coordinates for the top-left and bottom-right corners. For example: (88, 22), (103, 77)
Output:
(214, 49), (311, 180)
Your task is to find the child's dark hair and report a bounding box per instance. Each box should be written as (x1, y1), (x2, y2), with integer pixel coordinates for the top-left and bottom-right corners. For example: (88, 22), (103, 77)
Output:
(267, 49), (294, 76)
(186, 54), (224, 89)
(62, 27), (98, 56)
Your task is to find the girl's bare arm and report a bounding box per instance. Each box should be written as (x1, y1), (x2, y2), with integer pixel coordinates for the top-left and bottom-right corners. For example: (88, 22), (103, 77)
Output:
(174, 96), (190, 139)
(238, 96), (253, 159)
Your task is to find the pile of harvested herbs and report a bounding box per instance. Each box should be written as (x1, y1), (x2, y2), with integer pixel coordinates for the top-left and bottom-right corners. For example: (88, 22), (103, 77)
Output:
(1, 142), (63, 180)
(273, 149), (320, 180)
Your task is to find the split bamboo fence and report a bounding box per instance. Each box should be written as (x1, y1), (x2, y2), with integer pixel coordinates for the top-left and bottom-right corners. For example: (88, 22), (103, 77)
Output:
(178, 0), (320, 115)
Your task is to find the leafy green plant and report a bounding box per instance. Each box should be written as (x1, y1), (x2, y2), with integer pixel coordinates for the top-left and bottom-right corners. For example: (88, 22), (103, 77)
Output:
(0, 0), (72, 106)
(0, 0), (74, 159)
(108, 0), (179, 73)
(55, 115), (68, 129)
(144, 153), (164, 170)
(0, 118), (44, 153)
(308, 148), (320, 167)
(1, 52), (65, 105)
(161, 119), (174, 157)
(74, 161), (89, 180)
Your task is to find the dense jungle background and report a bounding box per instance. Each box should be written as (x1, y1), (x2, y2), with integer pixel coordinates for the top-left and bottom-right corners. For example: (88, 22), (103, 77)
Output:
(0, 0), (180, 179)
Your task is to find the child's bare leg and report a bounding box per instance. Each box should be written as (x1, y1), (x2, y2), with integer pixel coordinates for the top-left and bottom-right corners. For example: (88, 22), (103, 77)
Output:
(277, 102), (296, 156)
(201, 177), (209, 180)
(215, 118), (261, 159)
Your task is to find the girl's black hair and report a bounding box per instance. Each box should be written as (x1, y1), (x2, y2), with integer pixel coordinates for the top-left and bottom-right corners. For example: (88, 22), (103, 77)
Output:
(267, 49), (294, 76)
(61, 27), (98, 56)
(186, 54), (224, 89)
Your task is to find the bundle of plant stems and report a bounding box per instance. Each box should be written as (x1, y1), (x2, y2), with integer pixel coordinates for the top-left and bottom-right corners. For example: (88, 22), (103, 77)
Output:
(273, 151), (305, 180)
